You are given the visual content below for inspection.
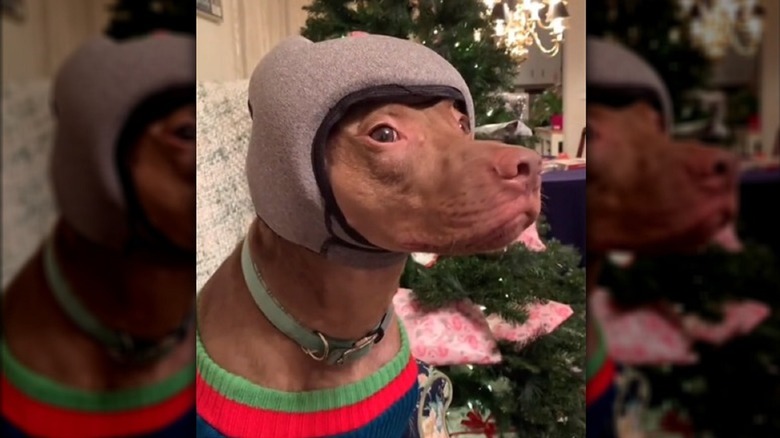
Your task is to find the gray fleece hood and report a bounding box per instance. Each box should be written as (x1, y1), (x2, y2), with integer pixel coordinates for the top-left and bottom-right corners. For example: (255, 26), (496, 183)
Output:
(50, 33), (195, 249)
(246, 35), (474, 269)
(587, 37), (673, 131)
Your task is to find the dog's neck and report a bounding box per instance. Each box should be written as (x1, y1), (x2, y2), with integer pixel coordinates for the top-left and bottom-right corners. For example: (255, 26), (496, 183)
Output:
(248, 219), (406, 340)
(51, 220), (194, 338)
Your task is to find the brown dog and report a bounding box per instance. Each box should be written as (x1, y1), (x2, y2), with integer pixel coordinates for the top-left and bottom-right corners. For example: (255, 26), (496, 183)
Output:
(587, 102), (739, 257)
(198, 98), (541, 391)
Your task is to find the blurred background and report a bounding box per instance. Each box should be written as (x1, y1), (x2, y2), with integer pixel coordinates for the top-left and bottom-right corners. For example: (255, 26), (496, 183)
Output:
(588, 0), (780, 436)
(2, 0), (191, 284)
(2, 0), (113, 284)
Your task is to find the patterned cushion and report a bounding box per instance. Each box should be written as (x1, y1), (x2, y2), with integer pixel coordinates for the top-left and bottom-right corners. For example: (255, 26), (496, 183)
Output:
(195, 80), (255, 291)
(2, 81), (57, 287)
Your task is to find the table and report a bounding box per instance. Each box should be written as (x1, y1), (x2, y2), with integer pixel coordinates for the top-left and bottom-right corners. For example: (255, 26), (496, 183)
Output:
(536, 167), (777, 265)
(540, 168), (586, 264)
(740, 168), (780, 254)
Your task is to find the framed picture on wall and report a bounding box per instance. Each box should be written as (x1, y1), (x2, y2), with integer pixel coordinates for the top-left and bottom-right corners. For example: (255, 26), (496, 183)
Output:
(197, 0), (222, 21)
(1, 0), (26, 21)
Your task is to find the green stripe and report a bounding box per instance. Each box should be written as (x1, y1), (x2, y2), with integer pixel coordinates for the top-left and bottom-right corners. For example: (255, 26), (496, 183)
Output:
(196, 321), (412, 412)
(586, 324), (608, 382)
(1, 340), (195, 412)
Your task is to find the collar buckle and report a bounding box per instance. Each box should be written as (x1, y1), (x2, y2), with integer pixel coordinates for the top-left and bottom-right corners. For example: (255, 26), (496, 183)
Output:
(108, 331), (137, 362)
(335, 332), (380, 365)
(301, 329), (383, 366)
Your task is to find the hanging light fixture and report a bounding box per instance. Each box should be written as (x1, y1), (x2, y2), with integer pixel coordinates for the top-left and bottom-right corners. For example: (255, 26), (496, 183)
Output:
(678, 0), (765, 60)
(480, 0), (569, 60)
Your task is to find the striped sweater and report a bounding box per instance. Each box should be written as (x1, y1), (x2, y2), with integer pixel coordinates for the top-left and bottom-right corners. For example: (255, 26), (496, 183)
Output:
(196, 325), (449, 438)
(586, 325), (618, 438)
(0, 341), (195, 438)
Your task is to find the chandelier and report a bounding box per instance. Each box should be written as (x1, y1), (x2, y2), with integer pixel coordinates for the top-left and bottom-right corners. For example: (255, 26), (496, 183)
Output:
(480, 0), (569, 60)
(678, 0), (765, 60)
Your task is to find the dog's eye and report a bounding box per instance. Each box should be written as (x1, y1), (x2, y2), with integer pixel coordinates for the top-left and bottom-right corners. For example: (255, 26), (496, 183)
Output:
(369, 125), (399, 143)
(173, 123), (196, 141)
(459, 117), (470, 133)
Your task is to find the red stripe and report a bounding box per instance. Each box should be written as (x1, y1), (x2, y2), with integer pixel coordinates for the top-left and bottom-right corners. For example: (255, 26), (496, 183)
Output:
(196, 356), (418, 438)
(586, 357), (616, 406)
(0, 376), (194, 438)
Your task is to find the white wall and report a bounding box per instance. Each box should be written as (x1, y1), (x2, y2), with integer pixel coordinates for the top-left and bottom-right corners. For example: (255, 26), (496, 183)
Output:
(196, 0), (242, 80)
(562, 0), (586, 157)
(2, 0), (112, 82)
(711, 50), (758, 87)
(515, 32), (563, 88)
(196, 0), (311, 81)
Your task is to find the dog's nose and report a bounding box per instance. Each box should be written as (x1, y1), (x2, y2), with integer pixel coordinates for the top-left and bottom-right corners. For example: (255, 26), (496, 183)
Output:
(685, 145), (739, 191)
(494, 146), (542, 181)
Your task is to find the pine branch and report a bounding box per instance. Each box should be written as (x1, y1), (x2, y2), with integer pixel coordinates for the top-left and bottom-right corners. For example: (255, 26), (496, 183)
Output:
(402, 217), (586, 437)
(600, 241), (780, 435)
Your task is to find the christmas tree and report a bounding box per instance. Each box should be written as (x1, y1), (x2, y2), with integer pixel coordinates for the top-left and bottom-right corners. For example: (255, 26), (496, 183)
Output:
(600, 245), (780, 436)
(589, 1), (780, 435)
(587, 0), (712, 123)
(104, 0), (193, 40)
(301, 0), (517, 125)
(402, 218), (586, 437)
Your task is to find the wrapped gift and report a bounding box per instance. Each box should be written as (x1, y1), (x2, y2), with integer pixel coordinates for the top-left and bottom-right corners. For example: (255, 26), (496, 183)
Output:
(486, 301), (573, 346)
(514, 220), (546, 252)
(710, 223), (742, 252)
(590, 289), (698, 365)
(681, 300), (769, 346)
(445, 407), (518, 438)
(394, 288), (502, 365)
(411, 252), (439, 268)
(394, 288), (574, 366)
(591, 288), (771, 365)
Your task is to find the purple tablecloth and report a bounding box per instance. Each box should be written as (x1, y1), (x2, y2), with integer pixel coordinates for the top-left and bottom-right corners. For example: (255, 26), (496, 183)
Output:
(740, 168), (780, 253)
(541, 168), (586, 263)
(741, 167), (780, 184)
(536, 167), (778, 262)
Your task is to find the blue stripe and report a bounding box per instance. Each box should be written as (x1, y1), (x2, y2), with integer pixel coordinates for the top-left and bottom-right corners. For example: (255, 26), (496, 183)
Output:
(196, 384), (419, 438)
(586, 383), (617, 438)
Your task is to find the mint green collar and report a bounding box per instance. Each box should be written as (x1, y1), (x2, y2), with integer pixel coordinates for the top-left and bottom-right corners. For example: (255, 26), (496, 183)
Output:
(240, 234), (393, 366)
(43, 237), (193, 365)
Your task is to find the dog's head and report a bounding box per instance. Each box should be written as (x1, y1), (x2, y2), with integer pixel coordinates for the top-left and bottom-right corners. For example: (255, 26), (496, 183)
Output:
(587, 103), (738, 253)
(586, 39), (738, 254)
(247, 35), (540, 267)
(51, 34), (195, 252)
(327, 97), (541, 256)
